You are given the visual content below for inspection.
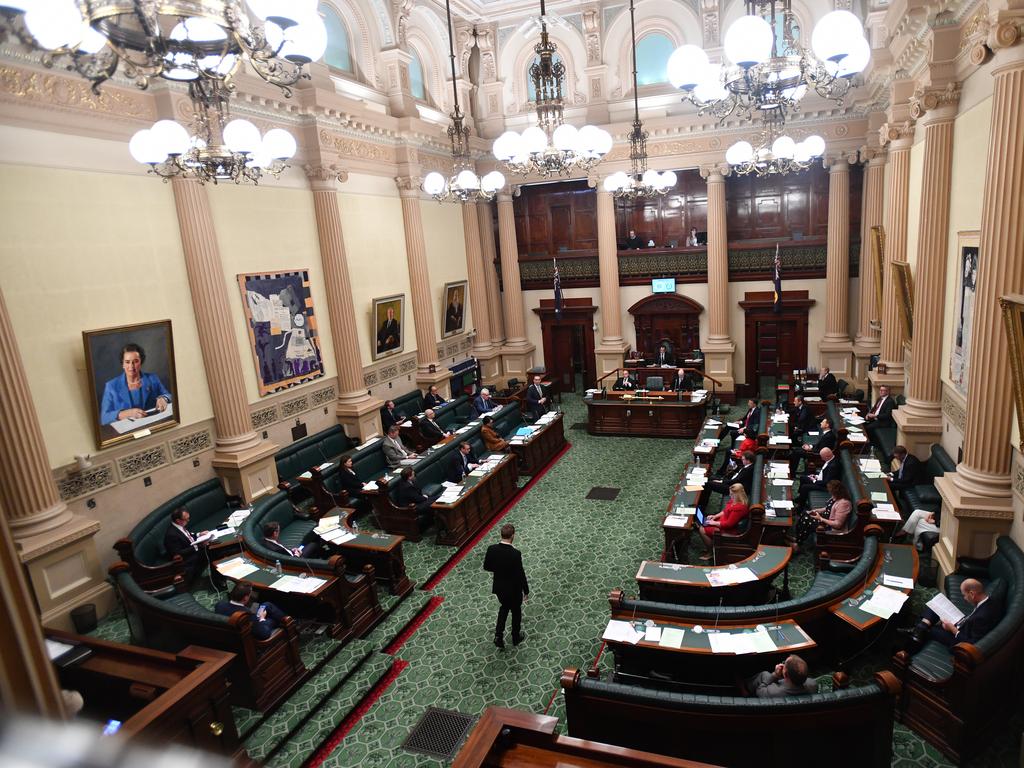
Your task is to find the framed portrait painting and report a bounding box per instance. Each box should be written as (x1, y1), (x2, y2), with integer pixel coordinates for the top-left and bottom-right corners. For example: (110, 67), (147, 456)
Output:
(1000, 294), (1024, 453)
(373, 294), (405, 360)
(238, 269), (325, 397)
(950, 231), (980, 395)
(442, 280), (467, 338)
(83, 320), (180, 449)
(892, 260), (914, 340)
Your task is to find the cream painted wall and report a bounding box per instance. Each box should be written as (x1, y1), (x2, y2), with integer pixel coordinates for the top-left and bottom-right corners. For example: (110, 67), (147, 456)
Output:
(904, 133), (925, 272)
(421, 201), (473, 340)
(0, 164), (213, 467)
(207, 184), (336, 403)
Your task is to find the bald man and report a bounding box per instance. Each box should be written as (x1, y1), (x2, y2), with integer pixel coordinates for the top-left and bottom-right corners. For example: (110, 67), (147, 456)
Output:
(795, 447), (840, 510)
(909, 578), (1002, 647)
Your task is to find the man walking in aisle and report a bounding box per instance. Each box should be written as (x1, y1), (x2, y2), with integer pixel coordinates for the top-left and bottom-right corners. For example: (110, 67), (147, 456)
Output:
(483, 523), (529, 649)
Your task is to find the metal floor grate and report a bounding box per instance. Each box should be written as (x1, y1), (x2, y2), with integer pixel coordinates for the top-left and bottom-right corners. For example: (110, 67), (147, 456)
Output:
(401, 707), (476, 760)
(586, 486), (621, 501)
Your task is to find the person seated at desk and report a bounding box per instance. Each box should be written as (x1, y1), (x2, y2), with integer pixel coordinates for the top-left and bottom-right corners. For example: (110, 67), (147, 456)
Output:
(481, 415), (509, 451)
(817, 367), (838, 397)
(789, 416), (836, 473)
(670, 368), (689, 391)
(420, 408), (451, 445)
(526, 374), (549, 419)
(100, 342), (173, 425)
(424, 385), (447, 409)
(795, 447), (840, 510)
(744, 655), (817, 697)
(732, 427), (758, 461)
(904, 578), (1002, 648)
(686, 226), (700, 247)
(624, 229), (644, 249)
(215, 583), (286, 641)
(788, 394), (817, 440)
(613, 370), (637, 390)
(889, 445), (924, 490)
(383, 424), (417, 468)
(335, 456), (369, 513)
(472, 387), (501, 416)
(396, 467), (441, 529)
(653, 343), (674, 367)
(163, 507), (209, 587)
(865, 385), (895, 445)
(697, 483), (749, 560)
(262, 521), (320, 559)
(381, 400), (405, 431)
(790, 479), (851, 552)
(447, 441), (479, 483)
(898, 509), (940, 547)
(706, 450), (755, 497)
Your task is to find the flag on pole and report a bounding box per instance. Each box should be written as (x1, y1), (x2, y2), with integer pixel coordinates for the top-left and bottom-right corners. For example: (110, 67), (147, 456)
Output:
(553, 258), (563, 317)
(772, 243), (782, 314)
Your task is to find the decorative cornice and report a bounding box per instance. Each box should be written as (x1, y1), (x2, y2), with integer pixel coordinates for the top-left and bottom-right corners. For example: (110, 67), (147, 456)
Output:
(0, 64), (154, 120)
(909, 82), (962, 119)
(879, 120), (916, 145)
(394, 175), (422, 192)
(304, 163), (349, 187)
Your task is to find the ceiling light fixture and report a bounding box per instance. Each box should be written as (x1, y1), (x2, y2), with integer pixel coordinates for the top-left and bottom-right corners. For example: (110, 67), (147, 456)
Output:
(726, 129), (826, 176)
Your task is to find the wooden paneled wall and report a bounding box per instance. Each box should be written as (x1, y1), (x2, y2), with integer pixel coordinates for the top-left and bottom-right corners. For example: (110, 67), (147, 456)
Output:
(514, 179), (597, 255)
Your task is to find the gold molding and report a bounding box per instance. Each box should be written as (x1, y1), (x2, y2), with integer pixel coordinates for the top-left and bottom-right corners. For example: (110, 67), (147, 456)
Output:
(0, 64), (154, 119)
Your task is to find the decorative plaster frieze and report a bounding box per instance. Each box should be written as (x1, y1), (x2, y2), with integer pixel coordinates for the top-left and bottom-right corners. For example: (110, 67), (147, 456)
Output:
(319, 129), (397, 163)
(310, 385), (337, 407)
(942, 386), (967, 433)
(55, 462), (116, 502)
(281, 394), (310, 418)
(0, 64), (154, 119)
(251, 404), (278, 430)
(117, 444), (170, 482)
(169, 429), (213, 462)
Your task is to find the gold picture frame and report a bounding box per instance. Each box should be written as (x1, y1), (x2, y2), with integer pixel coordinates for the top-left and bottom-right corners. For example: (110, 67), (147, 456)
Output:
(870, 225), (885, 326)
(442, 280), (467, 338)
(372, 294), (405, 361)
(892, 260), (914, 339)
(1000, 294), (1024, 453)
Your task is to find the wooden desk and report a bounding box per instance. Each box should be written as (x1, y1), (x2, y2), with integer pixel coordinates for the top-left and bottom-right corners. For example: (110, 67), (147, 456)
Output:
(761, 409), (793, 455)
(692, 418), (727, 466)
(855, 459), (903, 533)
(432, 453), (518, 547)
(761, 467), (795, 543)
(662, 461), (707, 562)
(831, 543), (918, 630)
(313, 507), (413, 596)
(509, 411), (567, 475)
(587, 394), (708, 438)
(636, 545), (791, 605)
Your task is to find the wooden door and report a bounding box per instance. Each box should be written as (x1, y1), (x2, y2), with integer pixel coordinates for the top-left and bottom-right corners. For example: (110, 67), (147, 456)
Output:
(740, 291), (814, 394)
(756, 321), (781, 377)
(551, 325), (575, 390)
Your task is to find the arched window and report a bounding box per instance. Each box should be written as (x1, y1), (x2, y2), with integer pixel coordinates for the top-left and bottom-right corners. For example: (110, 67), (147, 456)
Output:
(526, 53), (562, 101)
(635, 33), (674, 85)
(409, 48), (426, 100)
(319, 3), (352, 72)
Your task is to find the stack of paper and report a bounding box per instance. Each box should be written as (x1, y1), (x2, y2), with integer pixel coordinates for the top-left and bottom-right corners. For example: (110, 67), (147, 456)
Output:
(694, 444), (714, 455)
(771, 499), (794, 510)
(603, 619), (644, 645)
(313, 516), (341, 535)
(227, 509), (252, 527)
(299, 470), (312, 479)
(320, 528), (357, 545)
(849, 433), (868, 442)
(217, 557), (259, 579)
(859, 458), (883, 472)
(925, 593), (965, 625)
(883, 574), (914, 589)
(706, 567), (758, 586)
(362, 480), (378, 491)
(771, 478), (794, 487)
(727, 421), (741, 428)
(706, 419), (722, 427)
(356, 437), (381, 451)
(270, 574), (326, 593)
(438, 487), (463, 504)
(768, 435), (792, 445)
(317, 461), (334, 471)
(871, 491), (890, 502)
(659, 627), (685, 648)
(664, 516), (690, 529)
(860, 584), (910, 619)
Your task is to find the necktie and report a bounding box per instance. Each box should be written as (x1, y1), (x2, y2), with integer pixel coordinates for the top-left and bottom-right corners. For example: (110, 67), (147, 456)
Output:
(872, 397), (884, 416)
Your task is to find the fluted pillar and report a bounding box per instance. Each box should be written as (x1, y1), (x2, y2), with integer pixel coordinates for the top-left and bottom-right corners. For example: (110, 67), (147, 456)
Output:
(395, 178), (447, 391)
(701, 167), (736, 392)
(172, 177), (278, 500)
(477, 200), (506, 346)
(594, 187), (629, 378)
(307, 165), (384, 439)
(894, 93), (959, 456)
(496, 191), (535, 379)
(852, 151), (886, 386)
(936, 43), (1024, 571)
(819, 158), (854, 377)
(462, 202), (501, 381)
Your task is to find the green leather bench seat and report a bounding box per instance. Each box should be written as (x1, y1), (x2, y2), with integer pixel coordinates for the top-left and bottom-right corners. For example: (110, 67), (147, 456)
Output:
(275, 425), (354, 483)
(900, 444), (955, 517)
(390, 388), (426, 417)
(243, 491), (323, 564)
(433, 395), (472, 431)
(490, 402), (525, 438)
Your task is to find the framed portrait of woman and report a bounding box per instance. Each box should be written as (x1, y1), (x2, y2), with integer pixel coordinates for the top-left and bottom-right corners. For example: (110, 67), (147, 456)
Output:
(373, 294), (405, 360)
(83, 320), (180, 449)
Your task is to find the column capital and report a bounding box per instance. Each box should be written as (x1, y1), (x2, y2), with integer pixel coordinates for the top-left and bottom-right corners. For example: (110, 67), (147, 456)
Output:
(860, 146), (888, 166)
(699, 163), (730, 181)
(394, 175), (423, 196)
(824, 152), (857, 169)
(909, 82), (961, 123)
(304, 163), (349, 191)
(496, 188), (520, 203)
(879, 120), (916, 149)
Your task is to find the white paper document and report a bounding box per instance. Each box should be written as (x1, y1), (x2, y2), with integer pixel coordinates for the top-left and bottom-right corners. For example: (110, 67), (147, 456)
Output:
(926, 593), (965, 625)
(603, 619), (643, 645)
(871, 492), (890, 502)
(321, 528), (357, 545)
(217, 557), (259, 579)
(873, 509), (902, 521)
(658, 627), (685, 649)
(109, 404), (175, 435)
(270, 574), (326, 593)
(883, 574), (915, 590)
(771, 499), (794, 509)
(708, 632), (736, 654)
(860, 584), (910, 618)
(772, 479), (794, 487)
(644, 626), (662, 642)
(663, 516), (690, 529)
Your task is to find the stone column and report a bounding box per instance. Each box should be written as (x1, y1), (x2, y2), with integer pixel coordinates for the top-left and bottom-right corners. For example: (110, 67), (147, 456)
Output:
(172, 177), (278, 501)
(818, 157), (855, 378)
(936, 42), (1024, 573)
(701, 166), (736, 393)
(594, 186), (629, 378)
(462, 202), (501, 382)
(477, 200), (506, 346)
(0, 288), (109, 631)
(894, 90), (959, 456)
(870, 123), (914, 394)
(395, 177), (449, 393)
(852, 151), (886, 387)
(496, 191), (536, 379)
(306, 165), (384, 440)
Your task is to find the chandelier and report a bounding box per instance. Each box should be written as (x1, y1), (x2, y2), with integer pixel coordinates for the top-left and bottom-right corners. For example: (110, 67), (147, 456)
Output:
(726, 129), (825, 176)
(491, 0), (611, 177)
(667, 1), (869, 130)
(603, 0), (675, 199)
(423, 0), (504, 202)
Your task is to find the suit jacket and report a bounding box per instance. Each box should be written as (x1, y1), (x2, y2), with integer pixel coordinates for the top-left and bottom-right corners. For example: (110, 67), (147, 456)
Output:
(728, 462), (756, 497)
(424, 392), (446, 408)
(163, 524), (198, 563)
(613, 376), (637, 390)
(868, 395), (896, 426)
(472, 396), (497, 416)
(789, 404), (817, 435)
(377, 318), (400, 353)
(891, 454), (924, 490)
(654, 349), (675, 366)
(814, 458), (841, 485)
(482, 424), (509, 451)
(742, 406), (760, 431)
(264, 537), (296, 558)
(335, 467), (364, 497)
(395, 478), (429, 508)
(671, 374), (688, 391)
(382, 436), (412, 468)
(954, 595), (1002, 645)
(214, 600), (281, 641)
(447, 450), (476, 484)
(810, 430), (837, 454)
(525, 384), (548, 417)
(381, 407), (403, 431)
(483, 541), (529, 602)
(420, 418), (447, 444)
(818, 372), (838, 397)
(750, 671), (818, 698)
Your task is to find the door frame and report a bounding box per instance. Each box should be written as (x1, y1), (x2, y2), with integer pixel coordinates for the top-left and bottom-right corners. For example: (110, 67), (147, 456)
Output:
(739, 290), (814, 390)
(533, 298), (598, 391)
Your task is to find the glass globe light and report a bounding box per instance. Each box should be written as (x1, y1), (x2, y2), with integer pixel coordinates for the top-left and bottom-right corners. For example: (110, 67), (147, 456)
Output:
(162, 51), (198, 81)
(199, 52), (239, 76)
(577, 124), (601, 153)
(0, 1), (32, 11)
(803, 134), (826, 156)
(772, 135), (797, 159)
(262, 128), (297, 159)
(726, 141), (754, 165)
(724, 15), (774, 68)
(256, 0), (317, 25)
(455, 169), (480, 190)
(129, 129), (167, 165)
(642, 169), (660, 187)
(25, 0), (83, 50)
(481, 171), (505, 193)
(77, 24), (108, 54)
(602, 172), (626, 192)
(521, 126), (548, 155)
(552, 123), (579, 152)
(660, 170), (677, 188)
(493, 131), (522, 161)
(593, 128), (613, 156)
(693, 66), (728, 102)
(422, 172), (446, 195)
(793, 141), (812, 163)
(151, 120), (190, 157)
(246, 148), (272, 169)
(836, 35), (870, 76)
(169, 17), (227, 42)
(812, 10), (863, 62)
(667, 45), (709, 91)
(223, 119), (262, 154)
(280, 12), (328, 63)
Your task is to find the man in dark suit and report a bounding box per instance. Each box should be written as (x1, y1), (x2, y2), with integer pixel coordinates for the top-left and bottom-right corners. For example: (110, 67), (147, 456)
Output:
(670, 368), (689, 391)
(215, 583), (286, 641)
(483, 523), (529, 649)
(447, 442), (478, 483)
(908, 579), (1002, 648)
(795, 448), (840, 509)
(424, 385), (447, 409)
(817, 367), (838, 397)
(420, 408), (450, 444)
(788, 395), (817, 440)
(654, 343), (674, 367)
(865, 385), (896, 449)
(525, 375), (548, 419)
(706, 450), (756, 497)
(377, 306), (400, 354)
(729, 399), (759, 438)
(381, 400), (404, 431)
(613, 370), (636, 390)
(395, 467), (440, 529)
(789, 416), (836, 473)
(262, 521), (320, 559)
(472, 388), (499, 416)
(624, 229), (644, 249)
(163, 507), (208, 586)
(445, 292), (464, 335)
(889, 445), (924, 491)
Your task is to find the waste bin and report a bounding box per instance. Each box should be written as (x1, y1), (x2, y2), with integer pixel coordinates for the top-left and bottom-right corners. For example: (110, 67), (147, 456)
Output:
(70, 603), (97, 634)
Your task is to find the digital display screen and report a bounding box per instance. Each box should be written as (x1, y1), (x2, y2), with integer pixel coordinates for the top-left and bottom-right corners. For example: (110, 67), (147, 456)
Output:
(652, 278), (676, 294)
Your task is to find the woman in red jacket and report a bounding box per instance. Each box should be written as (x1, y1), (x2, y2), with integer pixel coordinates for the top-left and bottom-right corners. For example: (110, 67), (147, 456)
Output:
(698, 483), (749, 561)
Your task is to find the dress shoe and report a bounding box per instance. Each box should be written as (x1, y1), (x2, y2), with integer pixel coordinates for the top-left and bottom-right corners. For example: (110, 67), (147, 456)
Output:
(512, 632), (525, 646)
(493, 637), (505, 649)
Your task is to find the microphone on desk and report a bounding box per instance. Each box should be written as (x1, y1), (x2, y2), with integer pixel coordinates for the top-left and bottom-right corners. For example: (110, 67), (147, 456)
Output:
(713, 596), (724, 631)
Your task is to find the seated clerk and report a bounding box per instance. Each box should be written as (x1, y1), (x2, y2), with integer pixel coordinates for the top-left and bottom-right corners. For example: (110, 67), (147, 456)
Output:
(789, 416), (836, 473)
(163, 507), (209, 586)
(624, 229), (644, 249)
(794, 447), (840, 510)
(381, 400), (405, 431)
(419, 408), (451, 445)
(446, 442), (479, 484)
(395, 467), (441, 529)
(612, 369), (637, 390)
(654, 343), (674, 367)
(788, 395), (817, 440)
(215, 583), (286, 641)
(481, 415), (509, 451)
(670, 368), (689, 392)
(865, 385), (896, 427)
(904, 578), (1002, 648)
(706, 450), (756, 497)
(889, 445), (924, 490)
(745, 655), (817, 698)
(262, 521), (320, 559)
(790, 479), (851, 551)
(424, 385), (447, 409)
(697, 483), (749, 561)
(817, 367), (838, 397)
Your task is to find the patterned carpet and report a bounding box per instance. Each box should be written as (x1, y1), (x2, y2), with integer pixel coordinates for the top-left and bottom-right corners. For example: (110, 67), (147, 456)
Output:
(89, 393), (1023, 767)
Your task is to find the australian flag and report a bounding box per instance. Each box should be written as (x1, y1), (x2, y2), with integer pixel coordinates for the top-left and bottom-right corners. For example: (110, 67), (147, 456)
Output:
(553, 258), (563, 317)
(772, 243), (782, 314)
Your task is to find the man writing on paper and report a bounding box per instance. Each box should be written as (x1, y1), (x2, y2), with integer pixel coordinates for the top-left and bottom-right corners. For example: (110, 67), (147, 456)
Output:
(744, 654), (817, 697)
(447, 442), (479, 483)
(906, 578), (1001, 648)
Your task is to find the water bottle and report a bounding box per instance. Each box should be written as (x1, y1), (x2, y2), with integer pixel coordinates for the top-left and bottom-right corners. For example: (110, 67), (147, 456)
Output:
(352, 518), (360, 533)
(275, 559), (283, 575)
